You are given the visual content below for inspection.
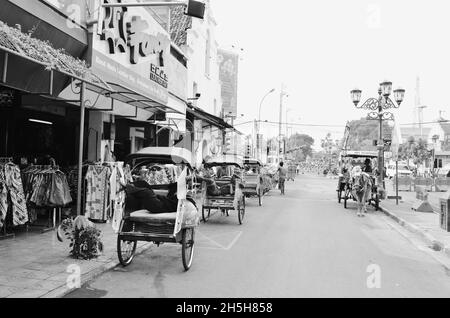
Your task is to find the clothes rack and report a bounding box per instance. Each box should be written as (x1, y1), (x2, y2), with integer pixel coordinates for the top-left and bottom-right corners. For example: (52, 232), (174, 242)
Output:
(22, 163), (71, 233)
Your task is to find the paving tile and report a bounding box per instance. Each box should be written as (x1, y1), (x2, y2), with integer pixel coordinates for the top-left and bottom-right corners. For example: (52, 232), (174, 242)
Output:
(47, 272), (70, 283)
(0, 276), (42, 289)
(27, 279), (64, 291)
(0, 285), (22, 298)
(22, 262), (67, 274)
(7, 269), (52, 280)
(7, 288), (48, 298)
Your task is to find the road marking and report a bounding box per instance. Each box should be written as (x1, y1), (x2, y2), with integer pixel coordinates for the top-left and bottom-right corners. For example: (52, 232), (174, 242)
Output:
(196, 230), (243, 251)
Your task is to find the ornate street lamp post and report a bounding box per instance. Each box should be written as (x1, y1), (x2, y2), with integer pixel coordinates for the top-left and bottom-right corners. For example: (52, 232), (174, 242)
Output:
(351, 82), (405, 198)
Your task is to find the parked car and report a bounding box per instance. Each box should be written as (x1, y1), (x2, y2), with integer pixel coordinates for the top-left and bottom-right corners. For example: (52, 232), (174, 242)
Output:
(437, 164), (450, 177)
(386, 163), (413, 179)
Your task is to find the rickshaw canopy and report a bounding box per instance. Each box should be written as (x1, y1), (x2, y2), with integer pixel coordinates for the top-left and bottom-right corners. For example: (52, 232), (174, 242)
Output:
(244, 158), (263, 166)
(341, 151), (378, 159)
(127, 147), (194, 168)
(205, 154), (244, 168)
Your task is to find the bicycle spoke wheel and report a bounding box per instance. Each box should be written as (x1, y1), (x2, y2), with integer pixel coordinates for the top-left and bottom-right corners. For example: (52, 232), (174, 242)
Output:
(117, 237), (137, 267)
(182, 228), (195, 271)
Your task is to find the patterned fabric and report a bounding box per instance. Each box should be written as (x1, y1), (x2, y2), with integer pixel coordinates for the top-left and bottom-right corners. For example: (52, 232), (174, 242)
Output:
(85, 165), (111, 221)
(4, 163), (28, 226)
(0, 168), (8, 228)
(142, 165), (178, 186)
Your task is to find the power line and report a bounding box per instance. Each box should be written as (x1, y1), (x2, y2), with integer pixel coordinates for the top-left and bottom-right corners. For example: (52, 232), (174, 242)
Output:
(233, 119), (450, 128)
(233, 120), (347, 128)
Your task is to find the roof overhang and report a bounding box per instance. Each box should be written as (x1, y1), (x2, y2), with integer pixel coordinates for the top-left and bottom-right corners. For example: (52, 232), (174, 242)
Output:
(127, 147), (193, 167)
(186, 104), (233, 130)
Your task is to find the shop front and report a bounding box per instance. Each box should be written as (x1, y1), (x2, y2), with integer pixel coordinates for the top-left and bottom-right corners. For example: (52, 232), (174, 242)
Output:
(186, 104), (234, 167)
(0, 15), (114, 238)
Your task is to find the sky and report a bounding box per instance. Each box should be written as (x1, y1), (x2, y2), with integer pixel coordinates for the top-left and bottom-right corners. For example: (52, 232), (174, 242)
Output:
(211, 0), (450, 149)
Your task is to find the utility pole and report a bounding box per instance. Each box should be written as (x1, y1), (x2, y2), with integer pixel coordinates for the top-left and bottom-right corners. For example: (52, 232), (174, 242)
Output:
(278, 84), (283, 161)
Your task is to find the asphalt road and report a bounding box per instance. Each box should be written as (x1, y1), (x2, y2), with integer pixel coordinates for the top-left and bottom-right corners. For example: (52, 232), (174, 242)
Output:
(66, 174), (450, 298)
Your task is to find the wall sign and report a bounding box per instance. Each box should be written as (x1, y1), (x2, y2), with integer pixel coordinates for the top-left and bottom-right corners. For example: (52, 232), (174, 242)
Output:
(93, 0), (170, 105)
(100, 2), (169, 66)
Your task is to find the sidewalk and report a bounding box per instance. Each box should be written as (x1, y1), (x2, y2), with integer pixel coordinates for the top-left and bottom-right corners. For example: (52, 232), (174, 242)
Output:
(379, 192), (450, 258)
(0, 222), (151, 298)
(385, 180), (444, 213)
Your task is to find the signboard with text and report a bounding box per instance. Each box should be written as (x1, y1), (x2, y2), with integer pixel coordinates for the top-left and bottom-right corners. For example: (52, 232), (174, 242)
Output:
(93, 0), (170, 105)
(218, 49), (239, 118)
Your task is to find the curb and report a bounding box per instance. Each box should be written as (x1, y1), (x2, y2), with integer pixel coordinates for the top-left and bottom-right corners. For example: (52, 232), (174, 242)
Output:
(40, 242), (152, 298)
(378, 204), (450, 258)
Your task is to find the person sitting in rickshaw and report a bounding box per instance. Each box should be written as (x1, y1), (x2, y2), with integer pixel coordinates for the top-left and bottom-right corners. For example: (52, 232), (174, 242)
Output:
(125, 166), (196, 214)
(363, 158), (373, 174)
(196, 168), (243, 196)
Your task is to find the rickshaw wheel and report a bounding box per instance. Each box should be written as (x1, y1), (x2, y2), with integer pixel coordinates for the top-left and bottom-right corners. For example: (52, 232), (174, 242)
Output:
(202, 207), (210, 223)
(238, 198), (246, 225)
(258, 191), (263, 206)
(373, 195), (380, 211)
(182, 228), (195, 271)
(117, 236), (137, 267)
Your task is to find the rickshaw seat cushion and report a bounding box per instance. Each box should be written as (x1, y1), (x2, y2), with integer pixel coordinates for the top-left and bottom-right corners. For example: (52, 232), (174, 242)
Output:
(129, 210), (177, 223)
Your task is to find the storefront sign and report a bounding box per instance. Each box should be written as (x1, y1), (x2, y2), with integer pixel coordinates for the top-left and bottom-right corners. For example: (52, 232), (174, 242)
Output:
(93, 0), (170, 105)
(150, 64), (168, 88)
(218, 49), (239, 118)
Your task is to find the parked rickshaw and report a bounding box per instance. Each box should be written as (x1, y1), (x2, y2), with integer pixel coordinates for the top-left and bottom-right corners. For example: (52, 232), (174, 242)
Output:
(287, 164), (297, 181)
(260, 166), (275, 194)
(201, 155), (246, 224)
(117, 147), (199, 271)
(242, 158), (264, 206)
(338, 151), (380, 211)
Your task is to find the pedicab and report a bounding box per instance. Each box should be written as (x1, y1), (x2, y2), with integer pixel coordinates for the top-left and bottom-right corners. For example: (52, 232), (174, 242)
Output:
(201, 155), (246, 224)
(117, 147), (199, 271)
(287, 164), (297, 181)
(242, 158), (264, 206)
(339, 151), (380, 211)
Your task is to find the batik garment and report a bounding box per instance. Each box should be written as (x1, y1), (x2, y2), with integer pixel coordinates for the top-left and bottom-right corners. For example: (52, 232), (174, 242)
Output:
(0, 168), (8, 228)
(111, 163), (125, 233)
(4, 163), (28, 225)
(85, 165), (111, 221)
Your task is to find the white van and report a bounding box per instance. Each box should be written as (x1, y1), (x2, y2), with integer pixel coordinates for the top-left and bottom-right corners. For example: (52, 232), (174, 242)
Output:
(386, 163), (413, 179)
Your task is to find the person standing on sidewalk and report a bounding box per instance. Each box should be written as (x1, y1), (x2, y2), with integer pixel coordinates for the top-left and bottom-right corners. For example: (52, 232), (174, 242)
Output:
(277, 162), (288, 195)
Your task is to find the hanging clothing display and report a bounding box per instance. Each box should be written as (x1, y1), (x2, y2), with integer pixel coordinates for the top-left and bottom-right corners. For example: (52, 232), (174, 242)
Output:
(0, 161), (28, 228)
(66, 164), (89, 214)
(84, 165), (111, 221)
(21, 166), (72, 221)
(111, 162), (126, 233)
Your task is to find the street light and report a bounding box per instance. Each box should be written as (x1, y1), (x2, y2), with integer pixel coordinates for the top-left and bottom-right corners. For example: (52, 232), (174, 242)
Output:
(351, 80), (405, 199)
(256, 88), (275, 160)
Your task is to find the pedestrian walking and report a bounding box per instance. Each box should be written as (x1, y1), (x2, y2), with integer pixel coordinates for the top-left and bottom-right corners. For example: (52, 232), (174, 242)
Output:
(277, 162), (288, 195)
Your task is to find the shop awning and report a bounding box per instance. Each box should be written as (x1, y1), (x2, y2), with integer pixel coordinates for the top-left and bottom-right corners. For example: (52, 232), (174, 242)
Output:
(86, 82), (182, 115)
(186, 104), (237, 131)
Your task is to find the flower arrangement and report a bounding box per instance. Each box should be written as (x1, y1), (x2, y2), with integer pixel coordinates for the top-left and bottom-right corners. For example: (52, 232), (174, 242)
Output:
(58, 217), (104, 260)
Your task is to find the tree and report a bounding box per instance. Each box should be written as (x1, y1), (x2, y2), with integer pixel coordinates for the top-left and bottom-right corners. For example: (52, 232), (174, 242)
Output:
(346, 118), (392, 151)
(398, 137), (431, 165)
(287, 133), (314, 162)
